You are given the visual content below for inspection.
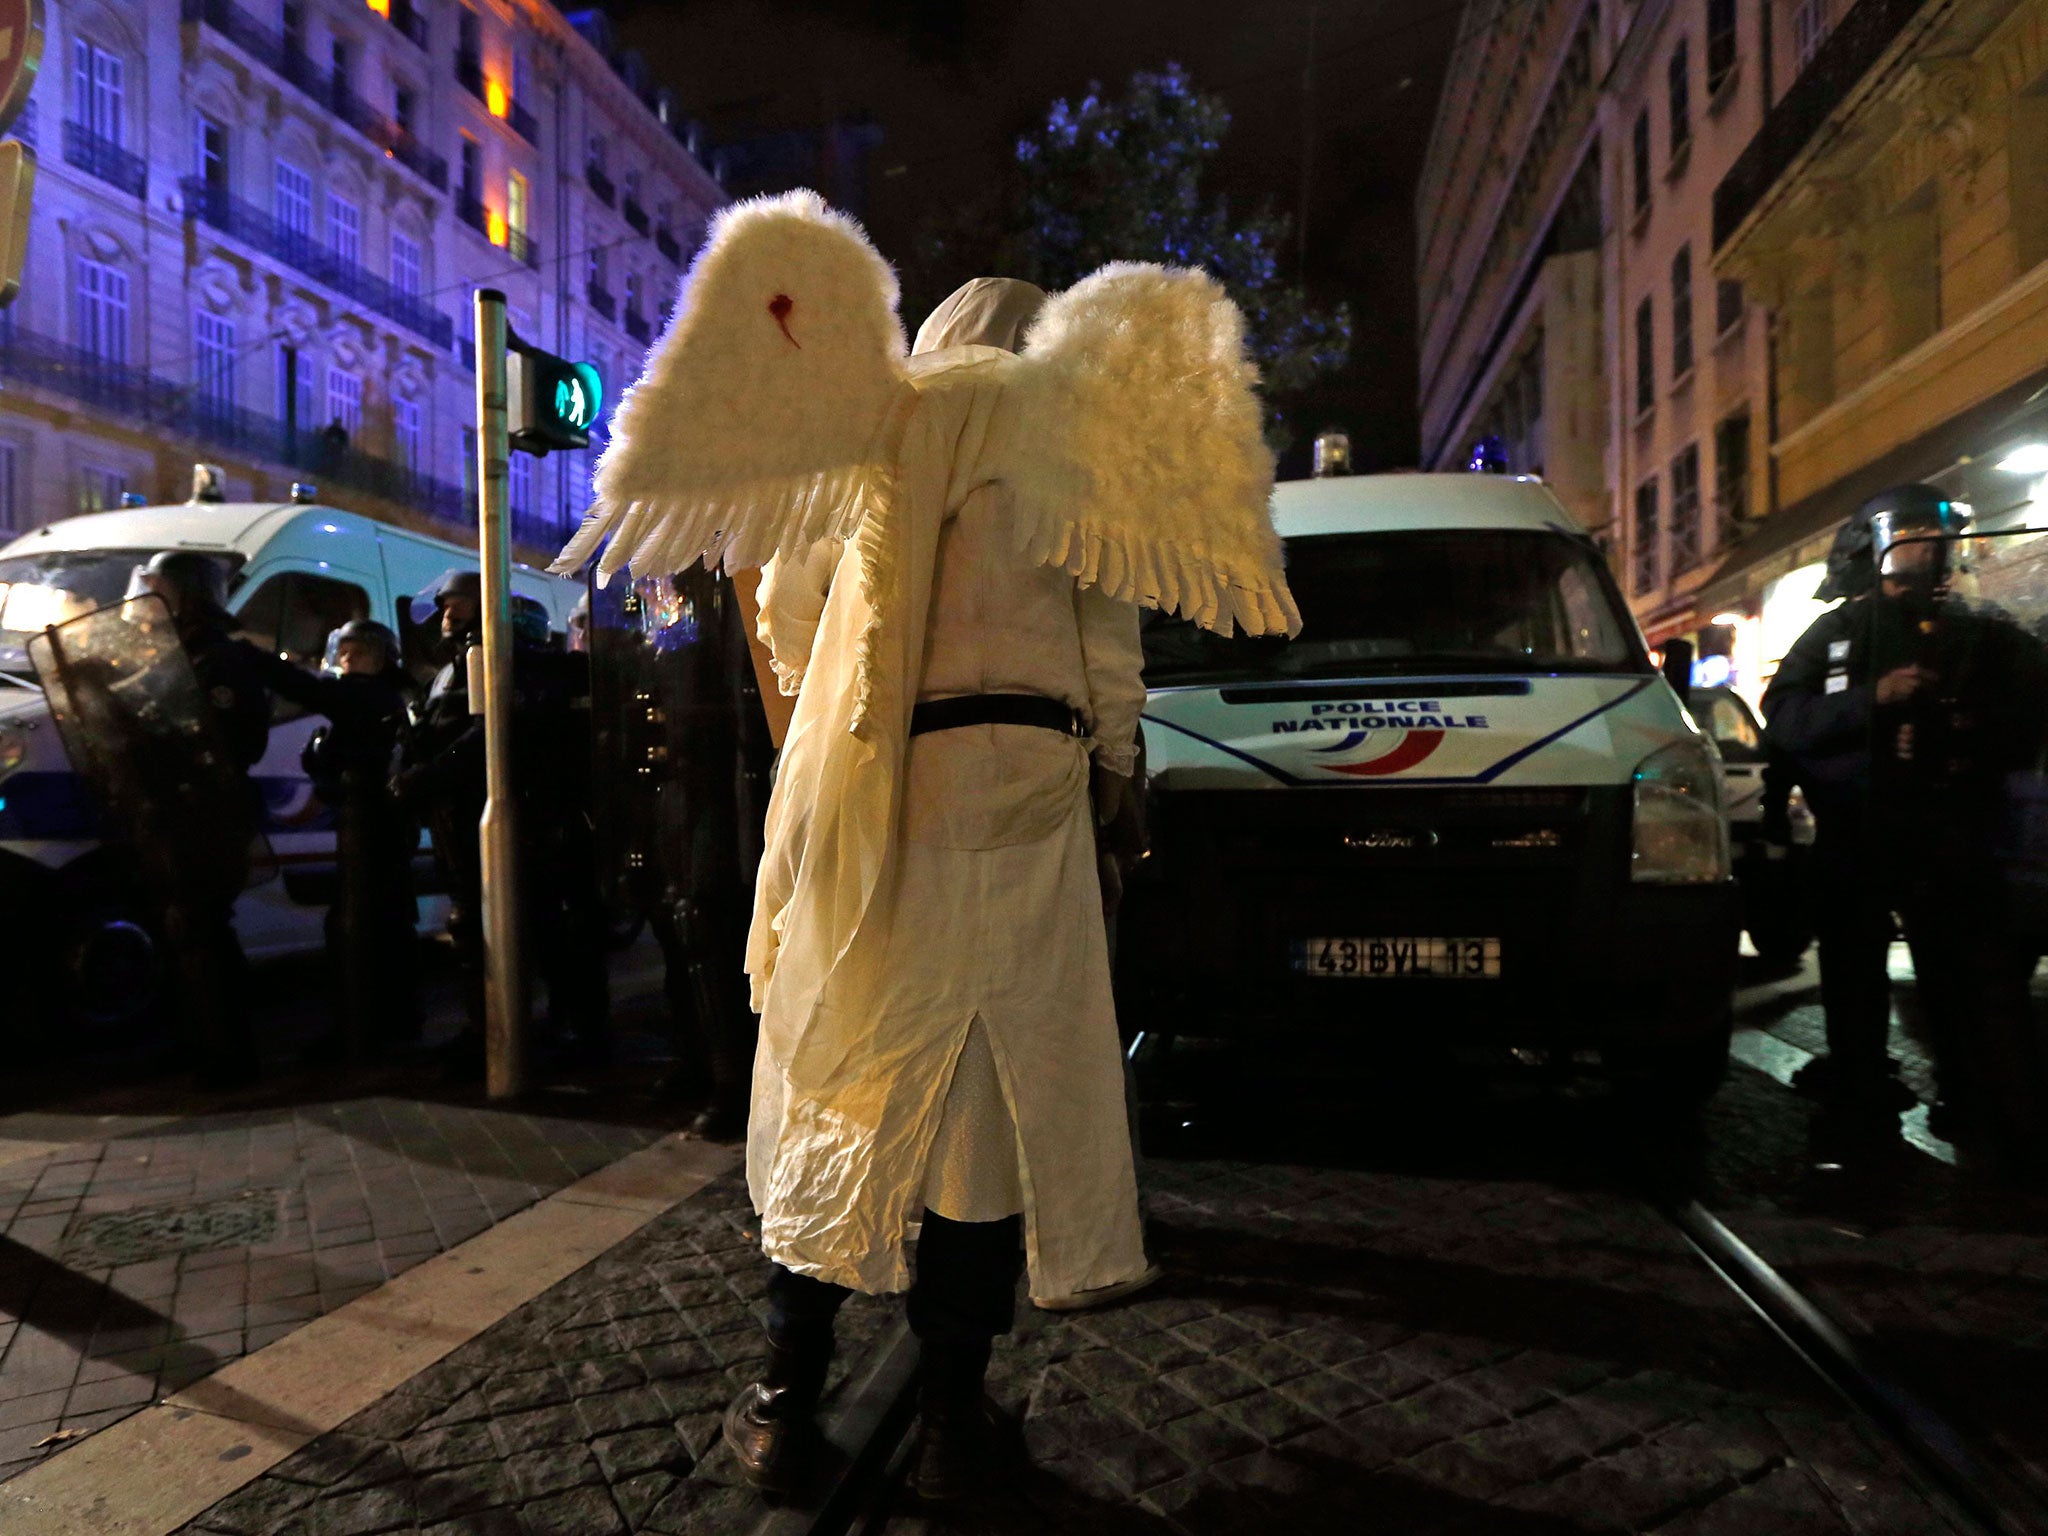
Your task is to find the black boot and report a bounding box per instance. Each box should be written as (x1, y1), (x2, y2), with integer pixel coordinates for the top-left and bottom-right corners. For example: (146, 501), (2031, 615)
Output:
(722, 1324), (833, 1496)
(908, 1339), (994, 1504)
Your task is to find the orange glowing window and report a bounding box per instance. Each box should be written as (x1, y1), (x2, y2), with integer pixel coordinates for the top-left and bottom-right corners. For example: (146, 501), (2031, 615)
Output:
(485, 78), (510, 118)
(487, 209), (508, 246)
(366, 0), (389, 15)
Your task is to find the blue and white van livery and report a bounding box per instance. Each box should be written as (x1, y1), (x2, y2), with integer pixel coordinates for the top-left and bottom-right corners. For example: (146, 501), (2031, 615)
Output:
(0, 487), (580, 1025)
(1119, 472), (1740, 1106)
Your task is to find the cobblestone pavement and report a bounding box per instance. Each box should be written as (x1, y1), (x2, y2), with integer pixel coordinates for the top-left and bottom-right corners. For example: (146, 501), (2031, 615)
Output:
(160, 1153), (1954, 1536)
(1703, 954), (2048, 1499)
(0, 1098), (660, 1485)
(872, 1155), (1953, 1536)
(171, 1170), (889, 1536)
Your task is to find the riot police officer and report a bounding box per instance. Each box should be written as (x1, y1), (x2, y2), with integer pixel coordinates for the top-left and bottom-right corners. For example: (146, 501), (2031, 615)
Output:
(133, 550), (274, 1087)
(394, 571), (488, 1042)
(266, 620), (418, 1059)
(1764, 485), (2048, 1151)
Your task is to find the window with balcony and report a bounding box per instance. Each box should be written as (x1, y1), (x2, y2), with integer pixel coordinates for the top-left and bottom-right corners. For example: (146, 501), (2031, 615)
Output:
(394, 395), (423, 471)
(1667, 40), (1691, 164)
(1714, 412), (1751, 530)
(1670, 244), (1694, 380)
(326, 368), (363, 438)
(391, 231), (423, 299)
(327, 193), (362, 267)
(275, 160), (313, 240)
(75, 257), (129, 365)
(508, 170), (531, 260)
(67, 37), (145, 194)
(456, 6), (483, 98)
(1634, 297), (1654, 416)
(276, 342), (315, 434)
(77, 465), (128, 515)
(194, 112), (228, 192)
(1631, 109), (1651, 218)
(1632, 478), (1661, 595)
(195, 311), (237, 419)
(1707, 0), (1739, 97)
(1669, 445), (1702, 573)
(1717, 278), (1744, 337)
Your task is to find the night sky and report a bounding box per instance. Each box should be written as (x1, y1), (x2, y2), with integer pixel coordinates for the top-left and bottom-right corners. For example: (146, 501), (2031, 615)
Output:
(610, 0), (1461, 476)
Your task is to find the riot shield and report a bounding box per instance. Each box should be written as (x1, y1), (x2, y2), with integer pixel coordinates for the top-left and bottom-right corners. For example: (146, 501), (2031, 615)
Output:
(27, 595), (256, 892)
(585, 561), (771, 1094)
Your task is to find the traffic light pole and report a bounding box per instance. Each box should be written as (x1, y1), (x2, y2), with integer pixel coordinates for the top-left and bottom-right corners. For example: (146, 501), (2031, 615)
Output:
(474, 288), (527, 1101)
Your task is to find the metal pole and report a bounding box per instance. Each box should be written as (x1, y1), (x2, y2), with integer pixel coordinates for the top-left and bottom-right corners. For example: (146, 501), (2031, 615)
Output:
(474, 287), (526, 1099)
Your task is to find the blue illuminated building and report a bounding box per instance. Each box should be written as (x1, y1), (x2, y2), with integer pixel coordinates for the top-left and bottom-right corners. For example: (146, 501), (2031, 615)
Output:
(0, 0), (723, 551)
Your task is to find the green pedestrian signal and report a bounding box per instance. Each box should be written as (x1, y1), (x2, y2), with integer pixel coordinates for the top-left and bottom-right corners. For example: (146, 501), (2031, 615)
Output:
(506, 327), (602, 456)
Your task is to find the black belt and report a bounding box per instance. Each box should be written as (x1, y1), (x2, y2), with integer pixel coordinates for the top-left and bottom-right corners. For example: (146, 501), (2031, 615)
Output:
(908, 692), (1088, 738)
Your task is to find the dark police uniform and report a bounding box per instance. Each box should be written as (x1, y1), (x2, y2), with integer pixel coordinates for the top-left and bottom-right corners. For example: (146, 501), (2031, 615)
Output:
(269, 662), (419, 1055)
(1766, 587), (2048, 1137)
(175, 621), (274, 1085)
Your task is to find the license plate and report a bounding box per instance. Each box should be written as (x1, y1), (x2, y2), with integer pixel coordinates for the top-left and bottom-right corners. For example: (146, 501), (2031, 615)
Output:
(1292, 936), (1501, 979)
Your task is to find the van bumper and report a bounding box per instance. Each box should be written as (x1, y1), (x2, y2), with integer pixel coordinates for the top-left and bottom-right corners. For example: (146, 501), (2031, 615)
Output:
(1115, 785), (1739, 1064)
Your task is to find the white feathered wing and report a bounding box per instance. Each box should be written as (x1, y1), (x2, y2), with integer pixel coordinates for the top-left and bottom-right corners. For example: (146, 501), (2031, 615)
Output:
(1002, 263), (1300, 637)
(551, 190), (911, 581)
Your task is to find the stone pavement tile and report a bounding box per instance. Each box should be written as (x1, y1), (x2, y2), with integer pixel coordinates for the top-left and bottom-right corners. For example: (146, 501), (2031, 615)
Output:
(0, 1098), (662, 1485)
(169, 1172), (891, 1536)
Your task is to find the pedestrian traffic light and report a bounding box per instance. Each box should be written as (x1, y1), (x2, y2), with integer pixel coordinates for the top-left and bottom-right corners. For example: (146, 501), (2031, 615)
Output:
(506, 328), (603, 456)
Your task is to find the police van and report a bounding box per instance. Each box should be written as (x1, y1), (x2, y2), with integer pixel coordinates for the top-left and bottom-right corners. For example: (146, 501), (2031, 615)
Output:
(0, 482), (580, 1027)
(1119, 471), (1740, 1110)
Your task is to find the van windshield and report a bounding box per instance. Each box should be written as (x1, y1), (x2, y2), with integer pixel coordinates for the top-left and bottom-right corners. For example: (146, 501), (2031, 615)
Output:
(1141, 528), (1646, 686)
(0, 551), (231, 677)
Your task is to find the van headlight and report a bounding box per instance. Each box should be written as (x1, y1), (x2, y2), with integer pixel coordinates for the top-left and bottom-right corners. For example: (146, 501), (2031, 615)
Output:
(1632, 738), (1729, 883)
(0, 720), (27, 780)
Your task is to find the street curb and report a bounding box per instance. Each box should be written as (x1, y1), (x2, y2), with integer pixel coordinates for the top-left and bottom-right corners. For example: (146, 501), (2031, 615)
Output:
(0, 1132), (740, 1536)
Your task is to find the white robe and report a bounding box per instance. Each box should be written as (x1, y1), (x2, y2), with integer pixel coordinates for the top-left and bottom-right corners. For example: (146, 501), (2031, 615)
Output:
(742, 344), (1150, 1300)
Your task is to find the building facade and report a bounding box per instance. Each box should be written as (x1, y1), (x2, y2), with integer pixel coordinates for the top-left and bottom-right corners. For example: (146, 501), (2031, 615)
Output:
(1414, 0), (1609, 535)
(1703, 0), (2048, 691)
(0, 0), (723, 554)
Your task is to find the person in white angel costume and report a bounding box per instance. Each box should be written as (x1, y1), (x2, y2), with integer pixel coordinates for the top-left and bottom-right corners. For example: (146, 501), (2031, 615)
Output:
(553, 189), (1298, 1502)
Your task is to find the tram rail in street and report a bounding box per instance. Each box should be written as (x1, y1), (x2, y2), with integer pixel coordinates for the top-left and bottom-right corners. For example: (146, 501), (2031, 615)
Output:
(765, 1173), (2048, 1536)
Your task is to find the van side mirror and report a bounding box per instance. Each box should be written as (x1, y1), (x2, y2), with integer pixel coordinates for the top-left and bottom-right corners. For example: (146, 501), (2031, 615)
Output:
(1660, 638), (1694, 705)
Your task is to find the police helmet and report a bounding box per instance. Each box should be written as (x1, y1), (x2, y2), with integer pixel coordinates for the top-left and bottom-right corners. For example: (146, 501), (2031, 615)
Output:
(1815, 483), (1968, 601)
(322, 619), (401, 675)
(433, 568), (483, 608)
(132, 549), (232, 627)
(511, 594), (553, 650)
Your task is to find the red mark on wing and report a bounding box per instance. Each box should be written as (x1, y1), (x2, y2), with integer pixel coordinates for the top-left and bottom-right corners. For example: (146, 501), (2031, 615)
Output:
(768, 293), (799, 348)
(1323, 729), (1446, 777)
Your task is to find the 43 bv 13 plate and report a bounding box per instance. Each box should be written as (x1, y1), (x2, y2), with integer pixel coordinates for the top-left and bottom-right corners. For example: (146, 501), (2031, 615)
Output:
(1291, 937), (1501, 979)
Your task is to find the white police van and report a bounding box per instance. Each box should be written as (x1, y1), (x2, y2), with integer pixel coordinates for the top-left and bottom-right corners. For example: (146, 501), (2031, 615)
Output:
(1119, 472), (1739, 1109)
(0, 484), (580, 1027)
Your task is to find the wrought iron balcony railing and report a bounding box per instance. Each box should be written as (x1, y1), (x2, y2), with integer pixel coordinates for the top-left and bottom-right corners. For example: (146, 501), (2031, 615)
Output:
(587, 282), (616, 321)
(586, 164), (614, 205)
(622, 197), (648, 234)
(623, 308), (650, 344)
(0, 323), (563, 542)
(182, 179), (453, 347)
(655, 227), (681, 263)
(1713, 0), (1931, 249)
(508, 227), (540, 269)
(508, 99), (539, 143)
(183, 0), (445, 190)
(61, 121), (147, 197)
(456, 191), (488, 237)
